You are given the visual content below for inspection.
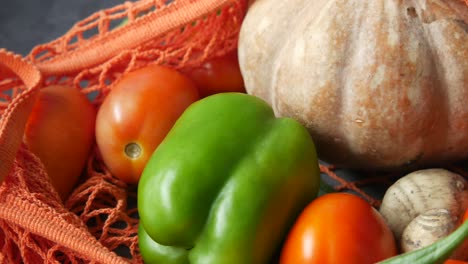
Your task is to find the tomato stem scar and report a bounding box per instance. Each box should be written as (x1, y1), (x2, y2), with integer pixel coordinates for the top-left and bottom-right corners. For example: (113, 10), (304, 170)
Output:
(125, 143), (142, 159)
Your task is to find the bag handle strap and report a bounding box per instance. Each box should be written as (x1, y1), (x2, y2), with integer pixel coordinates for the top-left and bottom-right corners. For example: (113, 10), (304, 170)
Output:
(0, 49), (42, 183)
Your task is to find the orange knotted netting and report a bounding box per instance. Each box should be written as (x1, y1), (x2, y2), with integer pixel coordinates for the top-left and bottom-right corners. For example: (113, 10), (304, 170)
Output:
(0, 0), (248, 263)
(0, 0), (467, 263)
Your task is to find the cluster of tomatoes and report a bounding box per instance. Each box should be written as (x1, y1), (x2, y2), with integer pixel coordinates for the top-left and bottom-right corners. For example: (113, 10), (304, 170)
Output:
(23, 51), (244, 201)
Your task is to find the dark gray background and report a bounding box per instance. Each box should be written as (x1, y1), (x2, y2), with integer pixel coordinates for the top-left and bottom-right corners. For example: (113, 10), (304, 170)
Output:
(0, 0), (123, 56)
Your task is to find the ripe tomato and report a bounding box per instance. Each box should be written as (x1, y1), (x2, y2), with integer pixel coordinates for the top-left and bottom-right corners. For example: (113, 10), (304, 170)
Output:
(280, 192), (397, 264)
(95, 64), (199, 184)
(445, 260), (468, 264)
(24, 85), (96, 201)
(184, 50), (245, 97)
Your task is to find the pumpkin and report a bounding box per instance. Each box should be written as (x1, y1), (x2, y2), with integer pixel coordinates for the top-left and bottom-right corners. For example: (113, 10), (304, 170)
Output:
(238, 0), (468, 169)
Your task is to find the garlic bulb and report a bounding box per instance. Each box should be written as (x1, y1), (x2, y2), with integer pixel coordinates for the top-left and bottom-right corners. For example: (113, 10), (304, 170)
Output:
(401, 208), (457, 252)
(379, 168), (468, 241)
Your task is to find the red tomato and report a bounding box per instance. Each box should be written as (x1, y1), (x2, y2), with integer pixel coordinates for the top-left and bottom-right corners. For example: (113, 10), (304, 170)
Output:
(95, 64), (199, 184)
(184, 50), (245, 97)
(280, 192), (397, 264)
(24, 85), (96, 201)
(445, 260), (468, 264)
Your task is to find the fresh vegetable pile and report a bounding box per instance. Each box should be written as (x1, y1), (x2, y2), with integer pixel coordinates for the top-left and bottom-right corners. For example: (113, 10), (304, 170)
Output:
(0, 0), (467, 263)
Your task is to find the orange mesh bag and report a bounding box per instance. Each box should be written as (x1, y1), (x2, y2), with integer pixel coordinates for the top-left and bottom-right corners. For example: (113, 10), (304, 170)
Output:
(0, 0), (467, 263)
(0, 0), (248, 263)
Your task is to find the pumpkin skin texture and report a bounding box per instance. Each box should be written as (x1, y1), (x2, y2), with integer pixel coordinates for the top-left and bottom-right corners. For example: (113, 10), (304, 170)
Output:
(238, 0), (468, 169)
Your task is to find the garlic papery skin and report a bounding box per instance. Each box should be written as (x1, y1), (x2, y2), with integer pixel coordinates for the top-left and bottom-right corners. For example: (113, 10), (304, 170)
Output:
(379, 168), (468, 240)
(401, 208), (457, 252)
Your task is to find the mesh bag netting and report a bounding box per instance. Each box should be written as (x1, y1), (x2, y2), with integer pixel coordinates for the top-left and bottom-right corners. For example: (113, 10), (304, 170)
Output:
(0, 0), (467, 263)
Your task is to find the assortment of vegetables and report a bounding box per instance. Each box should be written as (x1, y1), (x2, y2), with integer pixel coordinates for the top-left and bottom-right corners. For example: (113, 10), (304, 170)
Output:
(15, 1), (468, 263)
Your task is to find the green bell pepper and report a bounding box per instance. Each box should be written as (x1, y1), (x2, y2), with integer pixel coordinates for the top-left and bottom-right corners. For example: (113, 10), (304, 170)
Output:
(137, 93), (320, 264)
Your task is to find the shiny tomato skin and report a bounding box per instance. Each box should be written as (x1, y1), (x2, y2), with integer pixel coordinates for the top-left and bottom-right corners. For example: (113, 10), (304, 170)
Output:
(184, 50), (245, 97)
(24, 85), (96, 201)
(280, 192), (397, 264)
(95, 64), (199, 184)
(445, 260), (468, 264)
